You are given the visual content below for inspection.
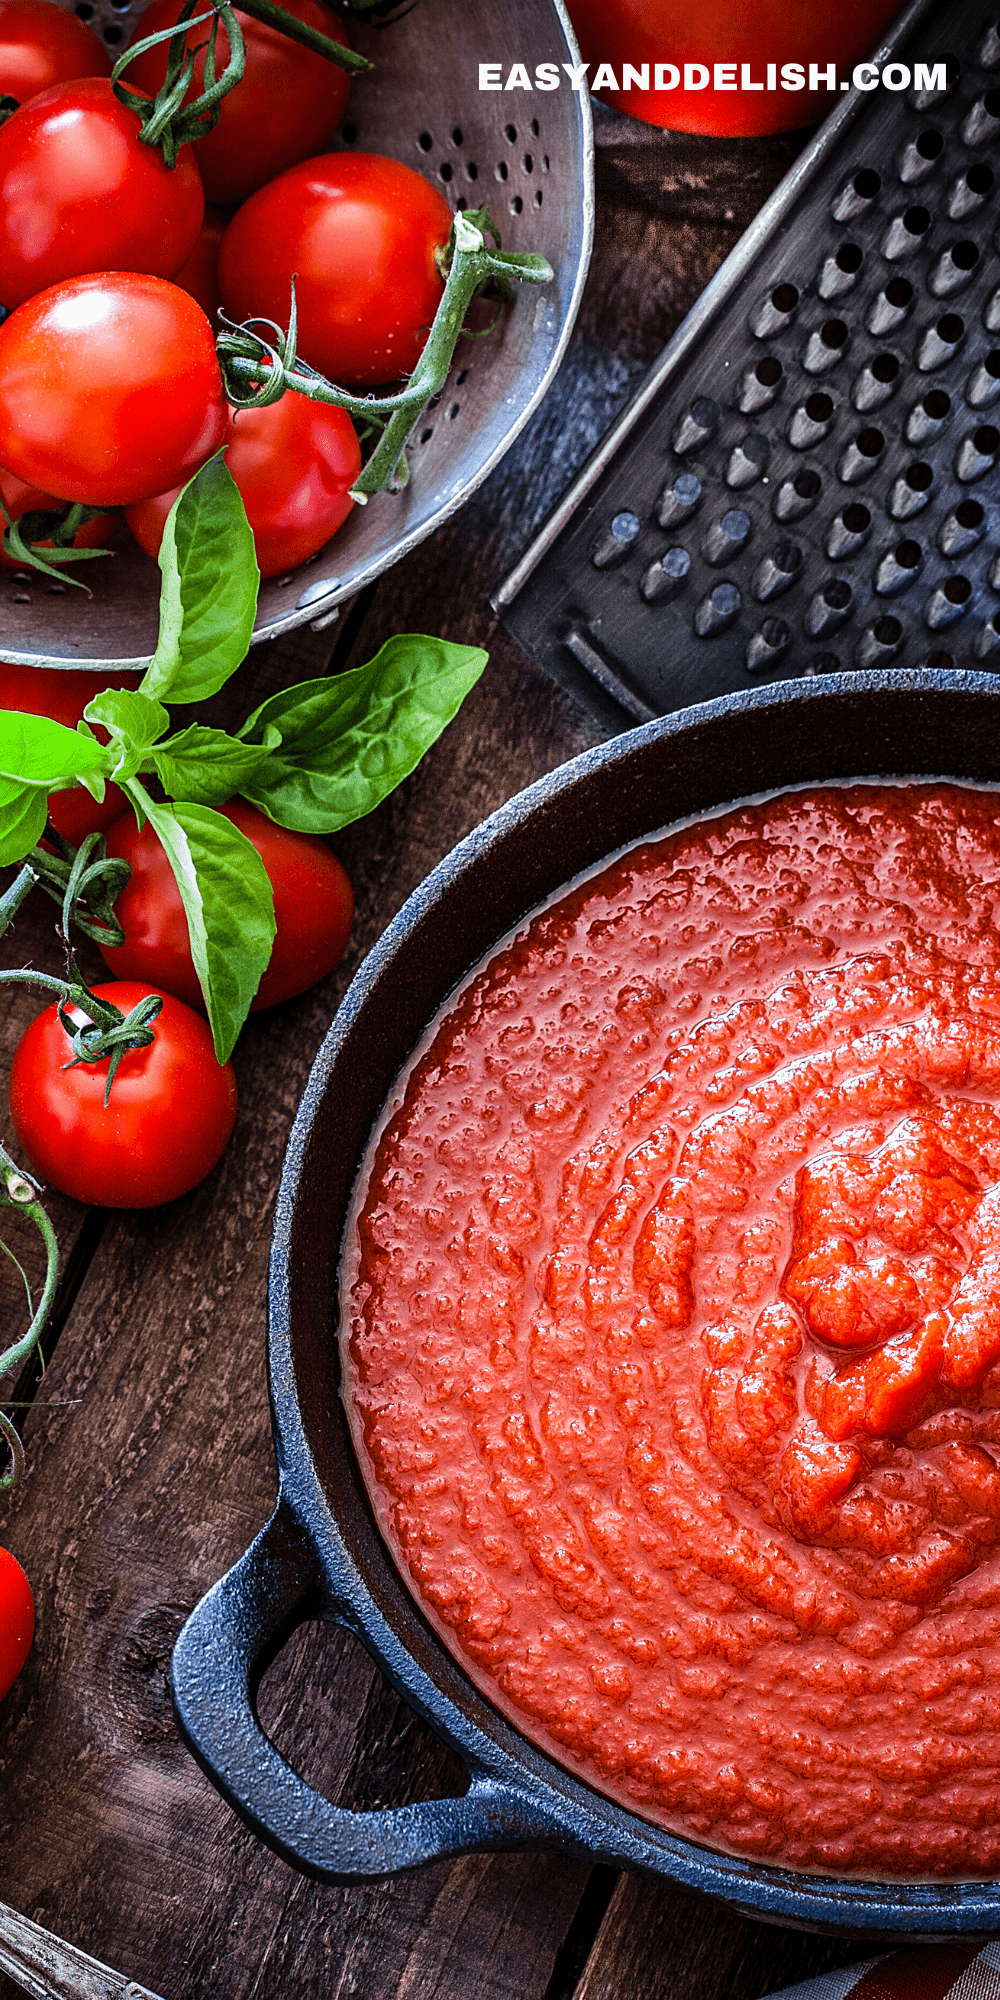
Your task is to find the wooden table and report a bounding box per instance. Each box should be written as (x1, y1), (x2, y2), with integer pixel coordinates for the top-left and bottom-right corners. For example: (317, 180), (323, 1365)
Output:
(0, 107), (885, 2000)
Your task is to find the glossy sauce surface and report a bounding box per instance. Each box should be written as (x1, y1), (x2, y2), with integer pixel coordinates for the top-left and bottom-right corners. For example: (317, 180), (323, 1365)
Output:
(345, 785), (1000, 1877)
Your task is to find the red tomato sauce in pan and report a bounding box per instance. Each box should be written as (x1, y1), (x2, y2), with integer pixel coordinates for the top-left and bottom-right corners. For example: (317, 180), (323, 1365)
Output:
(344, 784), (1000, 1878)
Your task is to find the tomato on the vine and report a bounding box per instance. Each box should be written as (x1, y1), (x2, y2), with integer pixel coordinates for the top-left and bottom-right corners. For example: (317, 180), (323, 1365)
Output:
(126, 392), (361, 578)
(98, 803), (354, 1012)
(0, 0), (109, 103)
(218, 154), (454, 389)
(0, 276), (228, 506)
(0, 467), (117, 575)
(125, 0), (353, 206)
(0, 1548), (33, 1701)
(0, 80), (204, 310)
(0, 664), (139, 845)
(10, 982), (238, 1208)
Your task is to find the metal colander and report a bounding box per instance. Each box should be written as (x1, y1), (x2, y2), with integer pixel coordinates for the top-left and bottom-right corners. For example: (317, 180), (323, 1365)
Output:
(5, 0), (593, 668)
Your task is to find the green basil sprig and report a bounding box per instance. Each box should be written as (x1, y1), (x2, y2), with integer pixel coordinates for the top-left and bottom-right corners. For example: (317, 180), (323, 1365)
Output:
(0, 458), (487, 1060)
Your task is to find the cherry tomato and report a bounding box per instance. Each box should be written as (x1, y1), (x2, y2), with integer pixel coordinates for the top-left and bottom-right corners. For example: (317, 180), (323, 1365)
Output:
(0, 466), (117, 575)
(10, 982), (238, 1208)
(0, 663), (139, 845)
(565, 0), (902, 136)
(218, 154), (453, 389)
(98, 802), (354, 1011)
(172, 204), (228, 325)
(0, 0), (109, 103)
(125, 0), (352, 206)
(0, 276), (228, 506)
(0, 1548), (33, 1701)
(0, 79), (204, 310)
(125, 393), (361, 578)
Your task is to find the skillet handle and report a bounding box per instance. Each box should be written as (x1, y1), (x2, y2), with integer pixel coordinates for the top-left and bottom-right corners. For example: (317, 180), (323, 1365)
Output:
(170, 1495), (553, 1881)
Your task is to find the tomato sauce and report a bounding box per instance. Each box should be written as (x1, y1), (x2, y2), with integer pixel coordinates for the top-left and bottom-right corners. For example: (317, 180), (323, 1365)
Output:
(344, 784), (1000, 1878)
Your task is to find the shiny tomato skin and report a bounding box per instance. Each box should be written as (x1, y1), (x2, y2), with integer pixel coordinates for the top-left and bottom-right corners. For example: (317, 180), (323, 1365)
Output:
(125, 0), (352, 205)
(0, 663), (139, 844)
(218, 154), (453, 389)
(0, 466), (117, 575)
(0, 0), (110, 102)
(0, 1548), (33, 1701)
(99, 802), (354, 1011)
(566, 0), (903, 135)
(10, 982), (238, 1208)
(125, 395), (361, 578)
(0, 276), (228, 506)
(172, 204), (228, 325)
(0, 79), (204, 310)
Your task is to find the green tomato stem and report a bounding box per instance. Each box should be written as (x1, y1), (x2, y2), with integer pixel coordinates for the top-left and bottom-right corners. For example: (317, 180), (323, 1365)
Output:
(232, 0), (370, 74)
(0, 1161), (60, 1492)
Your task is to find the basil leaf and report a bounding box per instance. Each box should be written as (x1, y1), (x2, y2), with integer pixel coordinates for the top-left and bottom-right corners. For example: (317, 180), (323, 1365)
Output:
(235, 635), (488, 832)
(0, 777), (48, 864)
(151, 723), (279, 807)
(143, 799), (276, 1063)
(139, 457), (259, 706)
(0, 710), (110, 791)
(83, 690), (169, 782)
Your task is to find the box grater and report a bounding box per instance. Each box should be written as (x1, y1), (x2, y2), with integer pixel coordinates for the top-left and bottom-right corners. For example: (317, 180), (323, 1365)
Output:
(494, 0), (1000, 729)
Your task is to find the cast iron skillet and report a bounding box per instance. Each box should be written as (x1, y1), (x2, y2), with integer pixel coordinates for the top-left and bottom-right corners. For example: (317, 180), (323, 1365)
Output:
(172, 670), (1000, 1940)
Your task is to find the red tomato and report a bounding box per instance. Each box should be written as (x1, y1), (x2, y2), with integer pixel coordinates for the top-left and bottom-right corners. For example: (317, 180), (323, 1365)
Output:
(172, 204), (228, 325)
(0, 276), (228, 506)
(98, 803), (354, 1011)
(125, 0), (352, 205)
(0, 466), (117, 575)
(0, 79), (204, 310)
(218, 154), (453, 389)
(0, 1548), (33, 1701)
(125, 394), (360, 578)
(0, 663), (140, 845)
(10, 982), (238, 1208)
(565, 0), (903, 136)
(0, 0), (109, 102)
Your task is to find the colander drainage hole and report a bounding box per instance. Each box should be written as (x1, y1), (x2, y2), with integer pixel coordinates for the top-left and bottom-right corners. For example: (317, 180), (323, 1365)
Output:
(504, 124), (517, 141)
(448, 404), (460, 420)
(418, 132), (433, 152)
(341, 122), (357, 144)
(439, 162), (453, 182)
(420, 428), (433, 445)
(534, 189), (543, 207)
(496, 161), (508, 181)
(452, 127), (463, 146)
(456, 369), (469, 385)
(510, 195), (523, 214)
(466, 162), (478, 180)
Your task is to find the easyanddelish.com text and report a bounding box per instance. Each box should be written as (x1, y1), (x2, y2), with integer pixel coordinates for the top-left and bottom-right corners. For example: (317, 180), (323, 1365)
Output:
(478, 60), (949, 96)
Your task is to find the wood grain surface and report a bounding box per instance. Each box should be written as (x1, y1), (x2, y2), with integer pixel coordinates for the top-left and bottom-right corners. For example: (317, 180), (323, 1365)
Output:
(0, 107), (878, 2000)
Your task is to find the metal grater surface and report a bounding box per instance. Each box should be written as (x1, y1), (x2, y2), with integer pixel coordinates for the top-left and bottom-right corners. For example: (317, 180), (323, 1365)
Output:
(495, 0), (1000, 729)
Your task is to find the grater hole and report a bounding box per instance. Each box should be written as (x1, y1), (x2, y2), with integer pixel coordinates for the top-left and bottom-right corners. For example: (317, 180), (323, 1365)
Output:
(843, 503), (871, 531)
(857, 427), (884, 457)
(103, 24), (124, 41)
(987, 88), (1000, 115)
(875, 617), (903, 643)
(986, 351), (1000, 377)
(836, 243), (864, 273)
(761, 617), (789, 644)
(895, 539), (923, 569)
(957, 499), (985, 526)
(886, 277), (913, 308)
(774, 544), (802, 575)
(975, 424), (1000, 452)
(945, 575), (973, 603)
(418, 132), (433, 152)
(903, 205), (931, 235)
(937, 313), (965, 341)
(795, 469), (822, 498)
(917, 128), (944, 159)
(756, 357), (783, 386)
(924, 389), (952, 418)
(452, 127), (463, 146)
(821, 319), (849, 349)
(772, 283), (799, 313)
(824, 580), (852, 609)
(495, 161), (508, 181)
(806, 392), (833, 422)
(510, 196), (523, 214)
(854, 169), (881, 199)
(926, 650), (955, 669)
(905, 461), (934, 490)
(872, 353), (900, 382)
(967, 164), (994, 194)
(953, 241), (981, 270)
(439, 162), (453, 182)
(504, 124), (517, 142)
